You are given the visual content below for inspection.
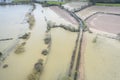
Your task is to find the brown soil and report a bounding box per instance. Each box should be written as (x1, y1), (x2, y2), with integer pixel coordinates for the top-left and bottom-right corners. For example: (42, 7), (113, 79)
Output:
(86, 13), (120, 34)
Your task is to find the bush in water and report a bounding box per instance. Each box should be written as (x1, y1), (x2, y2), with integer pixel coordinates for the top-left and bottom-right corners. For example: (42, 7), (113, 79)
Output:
(41, 49), (48, 55)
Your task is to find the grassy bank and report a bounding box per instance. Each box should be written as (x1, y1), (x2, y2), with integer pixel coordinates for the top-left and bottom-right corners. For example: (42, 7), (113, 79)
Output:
(96, 3), (120, 6)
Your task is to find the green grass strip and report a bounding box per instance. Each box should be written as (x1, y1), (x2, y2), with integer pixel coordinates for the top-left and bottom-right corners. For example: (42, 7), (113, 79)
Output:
(96, 3), (120, 7)
(47, 1), (65, 5)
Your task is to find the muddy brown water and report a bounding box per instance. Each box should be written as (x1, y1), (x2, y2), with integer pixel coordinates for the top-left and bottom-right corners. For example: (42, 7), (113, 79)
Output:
(0, 4), (78, 80)
(40, 28), (77, 80)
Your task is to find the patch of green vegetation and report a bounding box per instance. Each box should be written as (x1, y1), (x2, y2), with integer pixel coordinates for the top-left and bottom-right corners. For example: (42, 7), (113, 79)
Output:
(13, 0), (32, 3)
(96, 3), (120, 7)
(41, 1), (64, 7)
(47, 1), (65, 5)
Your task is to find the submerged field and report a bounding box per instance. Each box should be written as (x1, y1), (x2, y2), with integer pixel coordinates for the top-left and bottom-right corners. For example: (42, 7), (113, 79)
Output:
(0, 3), (78, 80)
(0, 2), (120, 80)
(0, 5), (31, 55)
(83, 32), (120, 80)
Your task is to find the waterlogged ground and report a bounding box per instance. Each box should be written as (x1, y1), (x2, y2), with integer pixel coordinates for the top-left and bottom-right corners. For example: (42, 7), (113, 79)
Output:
(84, 32), (120, 80)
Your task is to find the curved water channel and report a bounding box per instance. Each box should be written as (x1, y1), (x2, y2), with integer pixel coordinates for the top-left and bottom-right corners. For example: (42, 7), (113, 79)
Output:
(0, 4), (78, 80)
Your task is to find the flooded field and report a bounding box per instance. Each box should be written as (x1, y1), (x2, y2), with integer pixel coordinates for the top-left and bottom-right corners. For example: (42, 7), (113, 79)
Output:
(0, 5), (31, 53)
(40, 28), (77, 80)
(0, 4), (47, 80)
(83, 32), (120, 80)
(0, 4), (78, 80)
(1, 2), (120, 80)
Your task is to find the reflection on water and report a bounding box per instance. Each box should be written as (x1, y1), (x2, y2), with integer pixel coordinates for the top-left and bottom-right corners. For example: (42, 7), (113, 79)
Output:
(0, 5), (31, 53)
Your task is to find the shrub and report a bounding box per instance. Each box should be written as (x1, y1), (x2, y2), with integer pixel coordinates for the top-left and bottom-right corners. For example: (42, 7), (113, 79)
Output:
(41, 49), (48, 55)
(28, 59), (44, 80)
(44, 35), (51, 44)
(3, 64), (8, 68)
(34, 59), (44, 73)
(19, 32), (31, 39)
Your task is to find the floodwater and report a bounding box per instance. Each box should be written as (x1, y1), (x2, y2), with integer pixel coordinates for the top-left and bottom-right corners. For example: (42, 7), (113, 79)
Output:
(84, 32), (120, 80)
(0, 4), (47, 80)
(0, 4), (78, 80)
(0, 5), (31, 53)
(40, 28), (77, 80)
